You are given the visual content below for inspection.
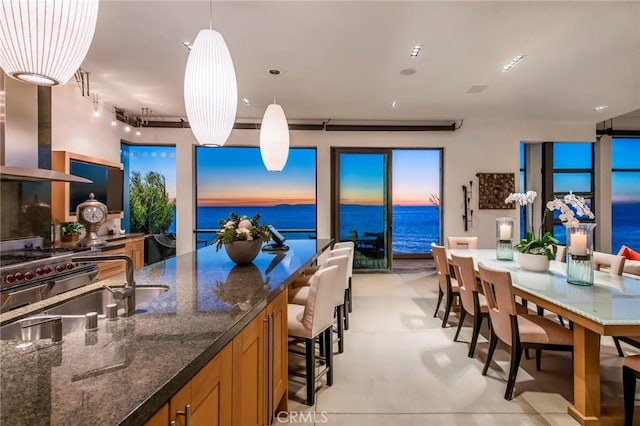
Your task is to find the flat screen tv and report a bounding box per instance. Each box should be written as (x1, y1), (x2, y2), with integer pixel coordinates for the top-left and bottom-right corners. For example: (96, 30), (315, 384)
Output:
(69, 160), (124, 214)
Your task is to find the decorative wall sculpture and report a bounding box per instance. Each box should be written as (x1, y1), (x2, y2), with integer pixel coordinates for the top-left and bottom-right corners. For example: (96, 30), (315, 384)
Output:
(476, 173), (515, 209)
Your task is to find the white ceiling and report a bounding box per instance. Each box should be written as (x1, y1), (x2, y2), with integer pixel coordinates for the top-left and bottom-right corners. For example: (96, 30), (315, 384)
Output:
(80, 1), (640, 125)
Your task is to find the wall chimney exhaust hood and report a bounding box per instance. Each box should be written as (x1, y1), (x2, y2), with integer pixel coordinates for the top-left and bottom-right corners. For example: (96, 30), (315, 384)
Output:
(0, 165), (92, 183)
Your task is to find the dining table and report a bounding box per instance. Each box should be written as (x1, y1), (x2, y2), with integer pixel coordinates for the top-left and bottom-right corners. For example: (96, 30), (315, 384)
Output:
(446, 249), (640, 426)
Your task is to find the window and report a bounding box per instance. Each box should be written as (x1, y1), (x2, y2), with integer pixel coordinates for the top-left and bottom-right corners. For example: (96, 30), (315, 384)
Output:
(392, 149), (441, 255)
(550, 142), (594, 244)
(195, 147), (317, 248)
(519, 143), (526, 239)
(121, 144), (176, 234)
(611, 138), (640, 251)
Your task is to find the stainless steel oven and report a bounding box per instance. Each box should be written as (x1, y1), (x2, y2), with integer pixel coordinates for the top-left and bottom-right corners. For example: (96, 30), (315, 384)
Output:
(0, 237), (99, 312)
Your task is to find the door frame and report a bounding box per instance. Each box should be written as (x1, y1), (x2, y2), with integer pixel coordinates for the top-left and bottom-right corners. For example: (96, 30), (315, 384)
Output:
(331, 147), (393, 272)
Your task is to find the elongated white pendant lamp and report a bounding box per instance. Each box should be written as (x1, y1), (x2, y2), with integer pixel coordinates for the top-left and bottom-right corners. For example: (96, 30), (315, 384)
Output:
(260, 69), (289, 171)
(184, 27), (237, 146)
(0, 0), (100, 86)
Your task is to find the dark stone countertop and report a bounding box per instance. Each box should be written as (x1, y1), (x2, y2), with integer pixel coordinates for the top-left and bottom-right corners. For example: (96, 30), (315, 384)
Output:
(0, 239), (331, 426)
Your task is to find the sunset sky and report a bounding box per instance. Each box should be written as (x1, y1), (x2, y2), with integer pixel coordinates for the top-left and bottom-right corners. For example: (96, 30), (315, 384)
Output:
(196, 148), (316, 206)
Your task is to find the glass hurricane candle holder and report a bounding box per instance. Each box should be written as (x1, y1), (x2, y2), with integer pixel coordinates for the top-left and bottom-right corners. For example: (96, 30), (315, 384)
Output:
(496, 217), (514, 261)
(566, 223), (596, 286)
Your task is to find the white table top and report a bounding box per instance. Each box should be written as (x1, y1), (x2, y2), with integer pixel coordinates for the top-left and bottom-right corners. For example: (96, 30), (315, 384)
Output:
(447, 249), (640, 327)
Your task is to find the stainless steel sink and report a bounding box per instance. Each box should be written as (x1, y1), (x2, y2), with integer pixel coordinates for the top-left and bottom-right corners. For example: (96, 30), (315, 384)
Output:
(0, 286), (169, 342)
(43, 286), (169, 316)
(0, 315), (86, 341)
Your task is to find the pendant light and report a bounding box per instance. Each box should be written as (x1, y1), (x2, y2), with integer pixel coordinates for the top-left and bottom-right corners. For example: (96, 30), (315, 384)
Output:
(260, 69), (289, 172)
(0, 0), (100, 86)
(183, 1), (237, 146)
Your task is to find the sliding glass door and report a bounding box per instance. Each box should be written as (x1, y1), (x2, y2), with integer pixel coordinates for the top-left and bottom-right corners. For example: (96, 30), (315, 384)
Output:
(333, 149), (392, 271)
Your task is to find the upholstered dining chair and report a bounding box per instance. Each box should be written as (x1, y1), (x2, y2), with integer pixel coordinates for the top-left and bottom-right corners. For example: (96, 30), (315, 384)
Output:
(447, 236), (479, 250)
(288, 265), (339, 405)
(451, 254), (489, 357)
(431, 244), (460, 328)
(623, 355), (640, 426)
(333, 241), (355, 317)
(478, 262), (574, 400)
(593, 251), (626, 275)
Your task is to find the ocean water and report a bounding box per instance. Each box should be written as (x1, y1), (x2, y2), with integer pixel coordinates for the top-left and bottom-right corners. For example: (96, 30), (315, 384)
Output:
(195, 204), (440, 253)
(191, 203), (637, 253)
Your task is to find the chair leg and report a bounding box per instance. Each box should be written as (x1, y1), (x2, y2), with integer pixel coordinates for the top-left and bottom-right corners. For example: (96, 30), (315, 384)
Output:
(505, 345), (523, 400)
(348, 278), (353, 313)
(483, 331), (498, 376)
(614, 337), (625, 357)
(318, 332), (325, 359)
(324, 328), (333, 386)
(623, 366), (637, 426)
(305, 338), (316, 406)
(468, 313), (483, 358)
(337, 305), (345, 354)
(535, 349), (542, 371)
(441, 290), (454, 328)
(343, 289), (350, 331)
(434, 288), (443, 318)
(453, 308), (467, 342)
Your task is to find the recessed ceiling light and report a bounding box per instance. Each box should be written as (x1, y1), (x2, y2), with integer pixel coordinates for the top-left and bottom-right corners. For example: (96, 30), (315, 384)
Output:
(390, 100), (399, 109)
(594, 105), (608, 111)
(410, 45), (423, 57)
(183, 41), (192, 51)
(501, 55), (525, 72)
(242, 98), (251, 106)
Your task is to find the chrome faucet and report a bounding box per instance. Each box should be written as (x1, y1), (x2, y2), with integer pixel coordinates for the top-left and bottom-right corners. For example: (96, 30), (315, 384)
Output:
(72, 254), (137, 316)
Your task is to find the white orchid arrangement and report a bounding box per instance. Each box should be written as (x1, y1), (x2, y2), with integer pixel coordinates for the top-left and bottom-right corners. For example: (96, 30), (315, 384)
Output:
(545, 191), (595, 227)
(505, 190), (537, 206)
(212, 212), (271, 250)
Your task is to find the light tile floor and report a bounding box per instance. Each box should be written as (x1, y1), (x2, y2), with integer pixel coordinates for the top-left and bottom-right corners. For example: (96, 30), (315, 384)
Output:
(285, 261), (640, 425)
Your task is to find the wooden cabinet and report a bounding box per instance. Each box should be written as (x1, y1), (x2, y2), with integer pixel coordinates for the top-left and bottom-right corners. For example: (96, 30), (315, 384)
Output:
(51, 151), (123, 223)
(267, 289), (289, 417)
(145, 289), (289, 426)
(95, 236), (145, 280)
(230, 288), (289, 426)
(232, 309), (267, 426)
(146, 345), (233, 426)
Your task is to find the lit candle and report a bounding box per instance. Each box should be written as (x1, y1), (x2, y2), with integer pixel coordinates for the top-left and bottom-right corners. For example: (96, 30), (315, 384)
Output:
(499, 223), (511, 241)
(571, 232), (587, 256)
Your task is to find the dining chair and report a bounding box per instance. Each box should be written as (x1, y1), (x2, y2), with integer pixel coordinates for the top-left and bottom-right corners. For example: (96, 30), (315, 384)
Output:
(623, 354), (640, 426)
(333, 241), (355, 318)
(431, 244), (460, 328)
(447, 236), (478, 250)
(478, 262), (574, 400)
(593, 251), (626, 275)
(288, 265), (339, 405)
(451, 254), (489, 357)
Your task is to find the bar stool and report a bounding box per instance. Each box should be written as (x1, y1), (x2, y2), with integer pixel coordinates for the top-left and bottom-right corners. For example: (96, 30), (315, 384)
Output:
(333, 241), (355, 316)
(290, 254), (350, 353)
(623, 355), (640, 426)
(288, 265), (340, 405)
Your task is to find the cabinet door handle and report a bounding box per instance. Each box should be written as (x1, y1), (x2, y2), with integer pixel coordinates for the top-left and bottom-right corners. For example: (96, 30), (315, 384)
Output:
(176, 404), (191, 426)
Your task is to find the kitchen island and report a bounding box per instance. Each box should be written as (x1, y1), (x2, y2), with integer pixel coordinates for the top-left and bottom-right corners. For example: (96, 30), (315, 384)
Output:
(0, 239), (332, 425)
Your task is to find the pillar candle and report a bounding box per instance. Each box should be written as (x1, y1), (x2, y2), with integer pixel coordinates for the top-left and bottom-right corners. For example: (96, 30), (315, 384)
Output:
(571, 232), (587, 256)
(499, 223), (511, 240)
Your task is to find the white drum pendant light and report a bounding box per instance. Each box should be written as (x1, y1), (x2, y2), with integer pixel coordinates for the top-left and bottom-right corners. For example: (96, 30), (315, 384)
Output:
(0, 0), (100, 86)
(260, 69), (289, 171)
(184, 28), (237, 146)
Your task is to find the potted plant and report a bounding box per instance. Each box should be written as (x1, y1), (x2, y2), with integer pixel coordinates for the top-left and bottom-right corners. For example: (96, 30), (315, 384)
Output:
(506, 190), (594, 272)
(60, 222), (84, 242)
(212, 213), (272, 264)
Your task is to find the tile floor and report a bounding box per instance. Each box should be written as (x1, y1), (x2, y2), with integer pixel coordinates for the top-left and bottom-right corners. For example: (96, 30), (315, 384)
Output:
(285, 260), (640, 425)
